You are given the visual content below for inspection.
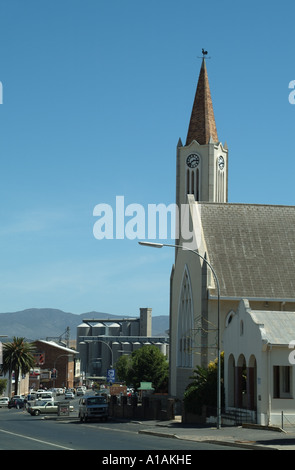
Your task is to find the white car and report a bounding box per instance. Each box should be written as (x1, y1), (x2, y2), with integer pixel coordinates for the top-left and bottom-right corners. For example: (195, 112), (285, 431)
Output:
(27, 400), (74, 416)
(64, 391), (75, 399)
(76, 387), (85, 396)
(0, 397), (9, 408)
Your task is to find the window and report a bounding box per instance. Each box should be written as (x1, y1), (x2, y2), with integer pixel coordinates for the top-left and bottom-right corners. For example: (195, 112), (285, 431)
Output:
(273, 366), (292, 398)
(216, 156), (225, 202)
(177, 266), (193, 368)
(240, 320), (244, 336)
(225, 310), (235, 327)
(186, 161), (201, 201)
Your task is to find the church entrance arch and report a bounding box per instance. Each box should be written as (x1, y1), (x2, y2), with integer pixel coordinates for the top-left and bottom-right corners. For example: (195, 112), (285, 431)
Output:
(235, 354), (257, 410)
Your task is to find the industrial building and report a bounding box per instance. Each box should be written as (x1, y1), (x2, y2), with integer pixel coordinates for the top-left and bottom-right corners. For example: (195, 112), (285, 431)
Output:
(76, 308), (169, 385)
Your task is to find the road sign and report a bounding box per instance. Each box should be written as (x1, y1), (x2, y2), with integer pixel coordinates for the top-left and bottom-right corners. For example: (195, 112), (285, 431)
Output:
(107, 368), (115, 384)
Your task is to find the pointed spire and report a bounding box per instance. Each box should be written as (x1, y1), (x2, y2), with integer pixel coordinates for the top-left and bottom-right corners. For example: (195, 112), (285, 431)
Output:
(186, 58), (218, 146)
(177, 137), (183, 148)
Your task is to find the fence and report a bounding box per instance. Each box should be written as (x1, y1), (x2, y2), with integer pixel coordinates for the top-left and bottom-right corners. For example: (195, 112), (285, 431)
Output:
(108, 395), (175, 421)
(183, 406), (257, 426)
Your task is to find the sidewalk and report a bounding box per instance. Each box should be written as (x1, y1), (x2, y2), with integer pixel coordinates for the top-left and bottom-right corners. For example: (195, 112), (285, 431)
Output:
(50, 411), (295, 450)
(137, 417), (295, 450)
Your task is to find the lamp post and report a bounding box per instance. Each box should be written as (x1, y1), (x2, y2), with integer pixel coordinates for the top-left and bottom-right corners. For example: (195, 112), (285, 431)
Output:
(138, 241), (221, 429)
(80, 339), (114, 385)
(97, 340), (114, 368)
(80, 339), (113, 368)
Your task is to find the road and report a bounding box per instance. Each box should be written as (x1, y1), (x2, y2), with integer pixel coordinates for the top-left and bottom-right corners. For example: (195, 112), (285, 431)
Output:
(0, 395), (241, 452)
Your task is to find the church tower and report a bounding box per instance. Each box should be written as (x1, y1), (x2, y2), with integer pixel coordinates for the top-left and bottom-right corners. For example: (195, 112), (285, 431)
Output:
(170, 56), (229, 399)
(176, 58), (228, 208)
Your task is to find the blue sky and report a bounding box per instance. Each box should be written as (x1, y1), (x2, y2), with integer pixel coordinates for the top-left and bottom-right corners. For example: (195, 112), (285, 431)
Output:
(0, 0), (294, 317)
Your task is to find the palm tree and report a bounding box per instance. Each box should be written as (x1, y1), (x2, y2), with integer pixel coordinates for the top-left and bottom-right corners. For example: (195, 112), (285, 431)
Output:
(2, 337), (36, 396)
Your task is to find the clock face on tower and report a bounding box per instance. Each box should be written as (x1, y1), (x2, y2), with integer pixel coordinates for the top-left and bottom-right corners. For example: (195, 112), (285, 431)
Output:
(186, 153), (200, 168)
(218, 156), (225, 170)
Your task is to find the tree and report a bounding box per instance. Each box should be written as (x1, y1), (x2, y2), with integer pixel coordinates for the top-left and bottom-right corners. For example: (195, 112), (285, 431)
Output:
(115, 354), (133, 385)
(115, 345), (169, 393)
(2, 337), (36, 396)
(183, 352), (224, 415)
(0, 379), (7, 396)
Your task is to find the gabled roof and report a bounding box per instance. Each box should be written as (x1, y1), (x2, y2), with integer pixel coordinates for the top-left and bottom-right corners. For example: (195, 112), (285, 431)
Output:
(35, 339), (79, 354)
(250, 310), (295, 345)
(198, 202), (295, 300)
(186, 58), (218, 146)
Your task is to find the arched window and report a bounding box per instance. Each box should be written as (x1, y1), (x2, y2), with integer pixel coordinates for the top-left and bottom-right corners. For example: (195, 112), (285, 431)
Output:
(186, 169), (190, 196)
(196, 168), (199, 200)
(186, 156), (201, 201)
(225, 310), (235, 327)
(177, 266), (193, 367)
(216, 156), (225, 202)
(240, 320), (244, 336)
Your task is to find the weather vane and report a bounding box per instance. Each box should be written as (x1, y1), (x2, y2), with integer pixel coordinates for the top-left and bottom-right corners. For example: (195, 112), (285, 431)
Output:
(197, 48), (211, 59)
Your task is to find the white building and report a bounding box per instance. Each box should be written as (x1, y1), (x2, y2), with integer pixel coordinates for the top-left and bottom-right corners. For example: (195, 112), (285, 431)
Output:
(224, 299), (295, 426)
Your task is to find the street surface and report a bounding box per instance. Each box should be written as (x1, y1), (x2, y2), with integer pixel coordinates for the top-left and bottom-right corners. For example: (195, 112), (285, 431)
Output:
(0, 393), (240, 451)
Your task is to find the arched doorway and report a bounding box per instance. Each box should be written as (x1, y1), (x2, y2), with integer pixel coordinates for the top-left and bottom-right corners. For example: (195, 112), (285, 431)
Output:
(235, 354), (257, 410)
(236, 354), (247, 408)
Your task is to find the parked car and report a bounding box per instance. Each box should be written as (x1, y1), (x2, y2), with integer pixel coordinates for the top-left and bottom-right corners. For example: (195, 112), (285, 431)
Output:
(27, 400), (74, 416)
(0, 397), (9, 407)
(64, 391), (75, 399)
(78, 395), (108, 422)
(8, 398), (25, 409)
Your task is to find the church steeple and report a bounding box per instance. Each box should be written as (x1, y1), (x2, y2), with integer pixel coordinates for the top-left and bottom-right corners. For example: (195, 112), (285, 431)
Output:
(186, 58), (218, 146)
(176, 55), (228, 207)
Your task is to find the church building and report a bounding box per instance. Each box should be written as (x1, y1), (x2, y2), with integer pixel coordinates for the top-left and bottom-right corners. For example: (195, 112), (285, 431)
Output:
(169, 57), (295, 424)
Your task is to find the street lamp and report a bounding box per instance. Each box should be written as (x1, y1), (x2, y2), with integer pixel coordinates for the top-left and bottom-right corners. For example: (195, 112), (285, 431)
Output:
(80, 339), (113, 368)
(80, 339), (114, 386)
(97, 340), (114, 368)
(138, 241), (221, 429)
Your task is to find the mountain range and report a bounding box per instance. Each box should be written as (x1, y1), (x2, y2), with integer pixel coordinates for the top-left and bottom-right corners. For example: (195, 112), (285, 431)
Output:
(0, 308), (169, 342)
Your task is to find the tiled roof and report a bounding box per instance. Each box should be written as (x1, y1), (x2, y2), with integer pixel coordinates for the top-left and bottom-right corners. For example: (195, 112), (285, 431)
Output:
(199, 202), (295, 299)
